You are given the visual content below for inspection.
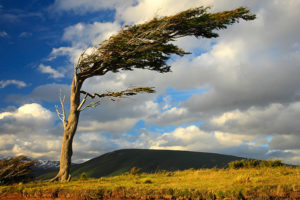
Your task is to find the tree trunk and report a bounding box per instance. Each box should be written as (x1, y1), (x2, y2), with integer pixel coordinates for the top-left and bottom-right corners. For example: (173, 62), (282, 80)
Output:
(51, 77), (83, 182)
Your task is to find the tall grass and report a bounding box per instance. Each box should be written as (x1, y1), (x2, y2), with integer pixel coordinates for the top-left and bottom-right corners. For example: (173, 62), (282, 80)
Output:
(0, 164), (299, 199)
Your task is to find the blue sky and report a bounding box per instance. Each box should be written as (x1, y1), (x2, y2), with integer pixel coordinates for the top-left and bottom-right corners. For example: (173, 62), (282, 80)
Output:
(1, 0), (300, 165)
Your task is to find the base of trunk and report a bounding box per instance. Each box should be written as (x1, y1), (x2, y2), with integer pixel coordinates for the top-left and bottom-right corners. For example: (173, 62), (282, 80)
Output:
(50, 170), (71, 182)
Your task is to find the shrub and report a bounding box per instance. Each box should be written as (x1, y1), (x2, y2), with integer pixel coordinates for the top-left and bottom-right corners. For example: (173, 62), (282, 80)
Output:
(0, 156), (37, 185)
(129, 167), (141, 175)
(80, 172), (88, 180)
(229, 159), (284, 169)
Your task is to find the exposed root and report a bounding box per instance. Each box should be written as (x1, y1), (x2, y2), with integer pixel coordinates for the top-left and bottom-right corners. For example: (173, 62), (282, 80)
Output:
(49, 171), (71, 182)
(49, 173), (60, 182)
(67, 174), (71, 182)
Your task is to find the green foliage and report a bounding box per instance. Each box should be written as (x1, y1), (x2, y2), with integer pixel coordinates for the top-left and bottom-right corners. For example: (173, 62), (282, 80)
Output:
(80, 172), (88, 180)
(77, 7), (255, 79)
(0, 156), (37, 185)
(229, 159), (284, 169)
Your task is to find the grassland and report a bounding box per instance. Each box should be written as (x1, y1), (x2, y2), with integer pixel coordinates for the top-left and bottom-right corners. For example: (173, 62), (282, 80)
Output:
(1, 166), (300, 199)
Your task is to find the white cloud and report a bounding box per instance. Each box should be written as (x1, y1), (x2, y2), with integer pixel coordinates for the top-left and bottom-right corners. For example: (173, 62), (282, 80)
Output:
(116, 0), (203, 24)
(49, 46), (82, 64)
(63, 22), (120, 46)
(0, 103), (54, 127)
(0, 80), (27, 89)
(148, 125), (240, 151)
(12, 0), (299, 165)
(38, 64), (64, 78)
(0, 104), (62, 160)
(208, 102), (300, 136)
(0, 31), (8, 38)
(0, 103), (55, 139)
(0, 134), (62, 161)
(48, 21), (121, 67)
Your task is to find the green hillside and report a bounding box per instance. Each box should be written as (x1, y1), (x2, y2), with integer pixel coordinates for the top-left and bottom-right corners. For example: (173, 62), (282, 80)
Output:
(68, 149), (244, 178)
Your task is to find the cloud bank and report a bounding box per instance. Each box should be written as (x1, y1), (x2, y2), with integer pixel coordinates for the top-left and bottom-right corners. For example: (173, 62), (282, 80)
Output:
(2, 0), (300, 164)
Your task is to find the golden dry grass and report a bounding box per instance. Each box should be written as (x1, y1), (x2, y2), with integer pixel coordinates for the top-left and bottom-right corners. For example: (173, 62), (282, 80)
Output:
(1, 166), (300, 199)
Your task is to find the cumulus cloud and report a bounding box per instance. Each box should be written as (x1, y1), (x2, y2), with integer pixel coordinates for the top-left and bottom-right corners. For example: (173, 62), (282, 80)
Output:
(116, 0), (203, 24)
(208, 102), (300, 136)
(38, 64), (64, 78)
(49, 21), (120, 67)
(0, 103), (54, 135)
(0, 80), (27, 89)
(131, 125), (274, 161)
(0, 104), (63, 160)
(49, 46), (82, 65)
(10, 0), (298, 164)
(62, 22), (120, 46)
(0, 134), (62, 160)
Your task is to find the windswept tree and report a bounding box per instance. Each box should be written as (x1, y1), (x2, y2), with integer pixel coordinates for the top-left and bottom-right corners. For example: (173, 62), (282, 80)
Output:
(51, 6), (255, 182)
(0, 156), (37, 185)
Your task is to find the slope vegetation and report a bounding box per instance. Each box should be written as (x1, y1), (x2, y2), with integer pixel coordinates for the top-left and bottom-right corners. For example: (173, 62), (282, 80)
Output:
(69, 149), (244, 178)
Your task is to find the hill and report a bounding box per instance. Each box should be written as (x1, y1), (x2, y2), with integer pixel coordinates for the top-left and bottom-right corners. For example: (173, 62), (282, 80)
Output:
(68, 149), (244, 178)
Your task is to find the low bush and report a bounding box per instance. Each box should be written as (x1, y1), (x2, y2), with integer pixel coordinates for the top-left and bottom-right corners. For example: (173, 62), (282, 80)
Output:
(80, 172), (88, 180)
(129, 167), (141, 175)
(229, 159), (283, 169)
(0, 156), (37, 185)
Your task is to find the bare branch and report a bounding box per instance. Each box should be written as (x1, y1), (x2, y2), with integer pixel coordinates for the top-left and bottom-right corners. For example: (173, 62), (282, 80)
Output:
(77, 93), (88, 111)
(81, 87), (155, 99)
(55, 105), (63, 121)
(78, 100), (101, 112)
(55, 92), (67, 128)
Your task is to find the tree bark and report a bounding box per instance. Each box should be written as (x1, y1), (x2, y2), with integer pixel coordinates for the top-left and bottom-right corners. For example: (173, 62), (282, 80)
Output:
(51, 77), (83, 182)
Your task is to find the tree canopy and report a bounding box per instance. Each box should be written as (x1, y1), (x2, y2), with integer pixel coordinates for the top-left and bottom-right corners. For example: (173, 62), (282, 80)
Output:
(76, 7), (255, 80)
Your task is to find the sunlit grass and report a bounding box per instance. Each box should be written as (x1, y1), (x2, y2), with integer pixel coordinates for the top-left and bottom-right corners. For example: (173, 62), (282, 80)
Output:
(1, 166), (300, 199)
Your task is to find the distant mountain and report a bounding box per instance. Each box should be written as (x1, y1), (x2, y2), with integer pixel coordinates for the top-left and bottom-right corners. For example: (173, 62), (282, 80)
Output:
(31, 160), (60, 177)
(34, 160), (60, 169)
(68, 149), (244, 178)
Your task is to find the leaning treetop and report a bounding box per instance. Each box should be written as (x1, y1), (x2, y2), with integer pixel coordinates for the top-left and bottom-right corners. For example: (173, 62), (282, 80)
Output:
(76, 7), (256, 79)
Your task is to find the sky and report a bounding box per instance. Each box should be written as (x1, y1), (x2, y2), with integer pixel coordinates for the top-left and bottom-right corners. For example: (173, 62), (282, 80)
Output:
(0, 0), (300, 164)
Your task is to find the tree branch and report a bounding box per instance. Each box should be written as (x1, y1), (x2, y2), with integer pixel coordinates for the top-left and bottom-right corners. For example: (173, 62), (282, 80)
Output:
(78, 100), (101, 112)
(77, 93), (88, 111)
(55, 93), (67, 128)
(78, 87), (155, 111)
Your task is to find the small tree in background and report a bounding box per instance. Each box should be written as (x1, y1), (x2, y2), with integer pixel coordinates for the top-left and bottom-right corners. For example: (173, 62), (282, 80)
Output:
(0, 156), (37, 185)
(52, 6), (256, 182)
